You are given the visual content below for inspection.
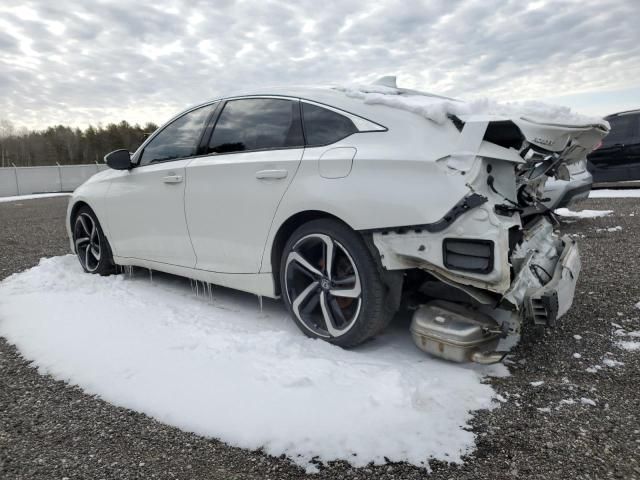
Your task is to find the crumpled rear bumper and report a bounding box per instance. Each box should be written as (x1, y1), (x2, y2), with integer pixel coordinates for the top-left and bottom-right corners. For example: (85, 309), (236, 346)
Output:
(523, 236), (581, 326)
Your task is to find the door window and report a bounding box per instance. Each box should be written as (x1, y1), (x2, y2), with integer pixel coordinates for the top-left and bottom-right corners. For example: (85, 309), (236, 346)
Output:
(139, 104), (215, 166)
(208, 98), (304, 154)
(603, 113), (639, 146)
(302, 102), (358, 146)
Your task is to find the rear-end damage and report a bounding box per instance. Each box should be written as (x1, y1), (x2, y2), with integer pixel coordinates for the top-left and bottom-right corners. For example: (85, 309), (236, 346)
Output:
(372, 115), (606, 363)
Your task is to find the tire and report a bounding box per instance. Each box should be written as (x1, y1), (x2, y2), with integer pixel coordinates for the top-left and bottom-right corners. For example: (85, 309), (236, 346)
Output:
(72, 206), (116, 276)
(280, 218), (393, 348)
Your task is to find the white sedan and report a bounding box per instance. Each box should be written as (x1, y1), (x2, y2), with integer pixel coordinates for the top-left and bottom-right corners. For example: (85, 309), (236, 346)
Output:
(67, 80), (608, 362)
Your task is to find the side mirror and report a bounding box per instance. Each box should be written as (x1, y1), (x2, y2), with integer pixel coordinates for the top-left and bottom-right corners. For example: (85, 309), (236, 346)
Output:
(105, 149), (132, 170)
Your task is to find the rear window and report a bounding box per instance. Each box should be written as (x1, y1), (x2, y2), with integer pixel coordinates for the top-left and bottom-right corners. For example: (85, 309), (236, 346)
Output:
(603, 113), (639, 146)
(302, 103), (358, 146)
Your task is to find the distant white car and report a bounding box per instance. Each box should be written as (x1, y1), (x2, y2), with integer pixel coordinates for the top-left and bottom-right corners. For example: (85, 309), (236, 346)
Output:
(67, 80), (608, 363)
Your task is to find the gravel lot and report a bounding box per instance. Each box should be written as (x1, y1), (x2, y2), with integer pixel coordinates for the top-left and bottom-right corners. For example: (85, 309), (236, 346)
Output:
(1, 195), (639, 480)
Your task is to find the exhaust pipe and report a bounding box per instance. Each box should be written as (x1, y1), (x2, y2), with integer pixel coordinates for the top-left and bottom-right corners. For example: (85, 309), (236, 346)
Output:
(410, 301), (508, 364)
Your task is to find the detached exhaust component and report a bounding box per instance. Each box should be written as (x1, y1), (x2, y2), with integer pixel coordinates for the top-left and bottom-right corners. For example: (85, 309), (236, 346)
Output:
(410, 301), (507, 364)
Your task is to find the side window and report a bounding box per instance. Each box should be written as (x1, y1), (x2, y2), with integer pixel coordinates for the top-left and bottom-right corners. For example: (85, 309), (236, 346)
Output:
(603, 114), (638, 146)
(208, 98), (303, 154)
(139, 104), (214, 166)
(302, 102), (358, 146)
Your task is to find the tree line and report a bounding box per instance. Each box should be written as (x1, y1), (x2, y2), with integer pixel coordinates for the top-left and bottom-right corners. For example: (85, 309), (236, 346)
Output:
(0, 119), (158, 168)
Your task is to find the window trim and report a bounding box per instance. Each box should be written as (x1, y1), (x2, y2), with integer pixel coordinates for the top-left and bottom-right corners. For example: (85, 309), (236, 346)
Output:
(202, 97), (306, 157)
(130, 93), (389, 163)
(132, 101), (220, 168)
(220, 94), (388, 133)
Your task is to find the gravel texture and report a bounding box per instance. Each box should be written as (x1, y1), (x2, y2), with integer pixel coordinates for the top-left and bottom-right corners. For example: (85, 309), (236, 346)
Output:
(1, 196), (639, 480)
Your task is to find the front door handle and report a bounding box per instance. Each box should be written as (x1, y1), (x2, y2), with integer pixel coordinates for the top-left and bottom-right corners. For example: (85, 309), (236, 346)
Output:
(163, 174), (183, 184)
(256, 169), (288, 180)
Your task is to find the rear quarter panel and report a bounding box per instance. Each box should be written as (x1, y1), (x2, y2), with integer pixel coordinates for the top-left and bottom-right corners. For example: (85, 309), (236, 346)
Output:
(259, 110), (471, 272)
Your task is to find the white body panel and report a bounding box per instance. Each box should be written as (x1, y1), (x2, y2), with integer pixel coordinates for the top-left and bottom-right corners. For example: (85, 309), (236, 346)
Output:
(185, 148), (303, 273)
(104, 159), (196, 267)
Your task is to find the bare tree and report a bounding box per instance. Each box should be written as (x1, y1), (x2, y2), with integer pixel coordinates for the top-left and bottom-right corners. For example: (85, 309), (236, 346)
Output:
(0, 119), (158, 167)
(0, 119), (15, 168)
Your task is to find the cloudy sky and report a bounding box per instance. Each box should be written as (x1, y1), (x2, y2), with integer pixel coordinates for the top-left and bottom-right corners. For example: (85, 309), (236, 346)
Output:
(1, 0), (638, 130)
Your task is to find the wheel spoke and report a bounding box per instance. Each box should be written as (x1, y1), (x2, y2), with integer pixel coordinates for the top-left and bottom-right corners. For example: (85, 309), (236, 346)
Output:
(75, 236), (90, 250)
(320, 291), (342, 337)
(328, 294), (348, 325)
(319, 234), (335, 279)
(287, 252), (323, 279)
(330, 276), (361, 299)
(84, 246), (91, 269)
(90, 221), (97, 243)
(292, 281), (320, 320)
(333, 275), (355, 286)
(90, 246), (101, 261)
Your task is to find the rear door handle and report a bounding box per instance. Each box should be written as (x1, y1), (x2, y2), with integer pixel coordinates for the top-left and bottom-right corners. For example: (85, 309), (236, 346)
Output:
(255, 169), (288, 180)
(163, 174), (183, 184)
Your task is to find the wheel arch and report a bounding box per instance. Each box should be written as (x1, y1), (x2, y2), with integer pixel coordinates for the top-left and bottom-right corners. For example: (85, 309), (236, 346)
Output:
(270, 210), (352, 296)
(68, 200), (109, 254)
(69, 200), (92, 222)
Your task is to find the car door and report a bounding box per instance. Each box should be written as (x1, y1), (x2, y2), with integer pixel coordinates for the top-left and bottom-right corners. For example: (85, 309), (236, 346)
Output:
(624, 113), (640, 180)
(589, 112), (640, 182)
(105, 103), (216, 267)
(185, 97), (304, 273)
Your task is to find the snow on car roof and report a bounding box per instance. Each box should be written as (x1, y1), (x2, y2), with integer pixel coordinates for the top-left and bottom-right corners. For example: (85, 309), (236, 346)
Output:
(207, 79), (609, 129)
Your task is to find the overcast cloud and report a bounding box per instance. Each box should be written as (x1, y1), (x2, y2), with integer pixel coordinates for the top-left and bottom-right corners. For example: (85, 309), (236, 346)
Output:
(1, 0), (638, 129)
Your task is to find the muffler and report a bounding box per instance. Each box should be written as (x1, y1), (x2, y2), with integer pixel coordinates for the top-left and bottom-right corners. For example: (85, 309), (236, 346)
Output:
(410, 301), (507, 364)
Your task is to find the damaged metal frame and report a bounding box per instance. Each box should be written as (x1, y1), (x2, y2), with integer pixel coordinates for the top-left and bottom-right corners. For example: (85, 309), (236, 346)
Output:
(370, 114), (601, 363)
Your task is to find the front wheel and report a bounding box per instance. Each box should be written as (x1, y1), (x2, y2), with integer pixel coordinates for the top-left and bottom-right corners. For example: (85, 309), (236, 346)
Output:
(72, 207), (115, 275)
(280, 219), (393, 347)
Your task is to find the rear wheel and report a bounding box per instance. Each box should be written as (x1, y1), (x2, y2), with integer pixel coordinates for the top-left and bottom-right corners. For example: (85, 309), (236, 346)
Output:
(280, 219), (393, 347)
(72, 207), (115, 275)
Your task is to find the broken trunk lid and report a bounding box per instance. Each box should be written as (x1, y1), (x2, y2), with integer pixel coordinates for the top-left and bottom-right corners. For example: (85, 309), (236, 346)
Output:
(453, 114), (610, 163)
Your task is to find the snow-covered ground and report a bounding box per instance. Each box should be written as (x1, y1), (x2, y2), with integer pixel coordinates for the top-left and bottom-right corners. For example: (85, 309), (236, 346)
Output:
(614, 320), (640, 353)
(590, 189), (640, 198)
(0, 256), (507, 472)
(0, 192), (71, 203)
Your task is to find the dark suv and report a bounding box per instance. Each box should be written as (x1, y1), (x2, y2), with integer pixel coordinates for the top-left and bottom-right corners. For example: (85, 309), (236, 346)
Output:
(588, 109), (640, 183)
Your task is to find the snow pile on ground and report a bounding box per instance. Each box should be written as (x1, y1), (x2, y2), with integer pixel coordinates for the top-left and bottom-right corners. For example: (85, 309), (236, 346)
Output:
(337, 84), (608, 127)
(590, 189), (640, 198)
(0, 256), (508, 472)
(617, 340), (640, 352)
(0, 192), (71, 203)
(586, 355), (625, 373)
(596, 226), (623, 233)
(613, 323), (640, 353)
(555, 208), (613, 219)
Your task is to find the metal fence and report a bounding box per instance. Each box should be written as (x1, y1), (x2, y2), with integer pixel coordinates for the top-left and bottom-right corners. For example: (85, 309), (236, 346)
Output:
(0, 163), (108, 197)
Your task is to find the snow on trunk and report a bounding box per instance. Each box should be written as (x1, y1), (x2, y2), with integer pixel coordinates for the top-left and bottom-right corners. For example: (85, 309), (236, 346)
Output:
(336, 84), (609, 127)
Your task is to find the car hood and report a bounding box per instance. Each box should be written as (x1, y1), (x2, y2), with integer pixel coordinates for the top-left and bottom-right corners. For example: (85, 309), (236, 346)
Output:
(83, 167), (120, 185)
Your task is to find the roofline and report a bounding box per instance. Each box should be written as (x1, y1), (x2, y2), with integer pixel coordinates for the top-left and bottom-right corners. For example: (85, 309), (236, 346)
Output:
(606, 108), (640, 118)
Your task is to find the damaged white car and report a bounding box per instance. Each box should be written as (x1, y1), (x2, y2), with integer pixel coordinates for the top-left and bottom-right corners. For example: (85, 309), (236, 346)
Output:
(67, 78), (609, 363)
